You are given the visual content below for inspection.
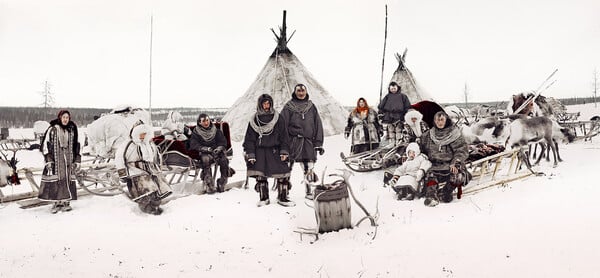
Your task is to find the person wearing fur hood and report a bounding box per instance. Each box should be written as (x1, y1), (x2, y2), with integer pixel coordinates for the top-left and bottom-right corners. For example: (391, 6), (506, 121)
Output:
(243, 94), (293, 207)
(160, 111), (187, 141)
(390, 142), (432, 200)
(344, 97), (383, 154)
(280, 84), (324, 199)
(419, 111), (469, 207)
(377, 82), (412, 145)
(402, 109), (430, 144)
(115, 122), (172, 215)
(38, 110), (81, 213)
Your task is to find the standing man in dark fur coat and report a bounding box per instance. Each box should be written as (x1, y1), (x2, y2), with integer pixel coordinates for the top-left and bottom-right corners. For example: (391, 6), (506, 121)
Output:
(280, 84), (324, 200)
(243, 94), (294, 207)
(38, 110), (81, 213)
(378, 82), (412, 146)
(188, 113), (229, 193)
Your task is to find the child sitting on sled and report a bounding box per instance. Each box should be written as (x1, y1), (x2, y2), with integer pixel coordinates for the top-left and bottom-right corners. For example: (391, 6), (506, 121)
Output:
(390, 142), (432, 200)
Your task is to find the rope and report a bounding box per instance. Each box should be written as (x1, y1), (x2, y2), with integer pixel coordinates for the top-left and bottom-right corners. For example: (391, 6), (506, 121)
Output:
(276, 52), (292, 96)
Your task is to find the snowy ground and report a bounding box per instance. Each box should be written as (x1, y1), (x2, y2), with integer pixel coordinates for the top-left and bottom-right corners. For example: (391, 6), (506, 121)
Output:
(1, 104), (599, 277)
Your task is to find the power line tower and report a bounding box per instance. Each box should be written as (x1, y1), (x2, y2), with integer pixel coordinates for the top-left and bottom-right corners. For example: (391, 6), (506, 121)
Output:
(39, 80), (55, 108)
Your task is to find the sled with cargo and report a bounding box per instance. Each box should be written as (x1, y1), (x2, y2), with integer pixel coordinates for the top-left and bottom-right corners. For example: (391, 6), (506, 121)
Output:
(0, 120), (244, 208)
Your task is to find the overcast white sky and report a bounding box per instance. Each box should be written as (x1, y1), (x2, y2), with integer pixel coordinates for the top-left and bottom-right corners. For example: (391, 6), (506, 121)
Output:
(1, 0), (599, 109)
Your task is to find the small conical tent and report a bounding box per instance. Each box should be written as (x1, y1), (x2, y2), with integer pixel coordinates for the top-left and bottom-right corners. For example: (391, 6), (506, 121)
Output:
(222, 11), (347, 142)
(387, 49), (432, 104)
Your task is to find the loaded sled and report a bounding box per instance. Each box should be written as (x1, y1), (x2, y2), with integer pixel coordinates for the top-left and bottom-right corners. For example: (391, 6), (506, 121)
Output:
(340, 143), (402, 172)
(1, 120), (243, 208)
(151, 120), (241, 194)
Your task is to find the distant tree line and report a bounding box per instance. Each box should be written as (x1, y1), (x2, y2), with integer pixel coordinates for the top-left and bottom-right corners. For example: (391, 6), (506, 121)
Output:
(442, 96), (599, 109)
(2, 97), (597, 128)
(0, 107), (227, 128)
(0, 107), (110, 128)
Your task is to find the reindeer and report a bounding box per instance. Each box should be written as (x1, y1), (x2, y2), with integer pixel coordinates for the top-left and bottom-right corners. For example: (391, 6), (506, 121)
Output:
(461, 116), (512, 145)
(508, 92), (575, 162)
(0, 150), (20, 187)
(506, 116), (575, 168)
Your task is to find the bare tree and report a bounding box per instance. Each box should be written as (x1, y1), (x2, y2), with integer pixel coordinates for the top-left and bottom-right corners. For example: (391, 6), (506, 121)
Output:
(463, 82), (470, 109)
(38, 80), (55, 108)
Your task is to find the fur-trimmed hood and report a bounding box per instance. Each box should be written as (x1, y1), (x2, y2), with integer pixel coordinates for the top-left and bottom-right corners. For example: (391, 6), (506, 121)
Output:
(404, 109), (423, 123)
(257, 94), (275, 114)
(130, 124), (153, 144)
(406, 142), (421, 156)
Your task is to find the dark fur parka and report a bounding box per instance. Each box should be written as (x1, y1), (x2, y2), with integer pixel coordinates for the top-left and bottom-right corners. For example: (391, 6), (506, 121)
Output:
(38, 119), (81, 201)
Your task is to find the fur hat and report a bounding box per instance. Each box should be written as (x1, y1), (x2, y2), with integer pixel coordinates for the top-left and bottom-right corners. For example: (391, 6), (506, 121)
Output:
(130, 122), (152, 143)
(404, 109), (423, 123)
(258, 94), (273, 108)
(405, 142), (421, 156)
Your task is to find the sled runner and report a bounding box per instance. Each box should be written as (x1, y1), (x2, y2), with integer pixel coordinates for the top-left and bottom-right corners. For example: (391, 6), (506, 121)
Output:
(340, 143), (401, 172)
(1, 121), (243, 208)
(152, 120), (238, 194)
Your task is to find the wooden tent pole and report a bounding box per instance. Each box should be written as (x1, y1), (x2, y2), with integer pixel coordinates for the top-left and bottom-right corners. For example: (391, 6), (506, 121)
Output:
(513, 68), (558, 114)
(378, 5), (388, 104)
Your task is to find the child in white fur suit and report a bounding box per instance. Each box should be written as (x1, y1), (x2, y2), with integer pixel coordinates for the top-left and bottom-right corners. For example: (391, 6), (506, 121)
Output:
(391, 142), (432, 200)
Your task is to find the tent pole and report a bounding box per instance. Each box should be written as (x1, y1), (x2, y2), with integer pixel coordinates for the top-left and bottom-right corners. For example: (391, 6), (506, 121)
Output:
(378, 5), (388, 104)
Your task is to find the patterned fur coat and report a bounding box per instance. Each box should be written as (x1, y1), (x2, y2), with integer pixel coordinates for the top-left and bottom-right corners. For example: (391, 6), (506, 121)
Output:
(38, 119), (81, 201)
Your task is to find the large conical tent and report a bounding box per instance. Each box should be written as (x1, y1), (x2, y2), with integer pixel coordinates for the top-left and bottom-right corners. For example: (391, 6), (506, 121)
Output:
(387, 49), (432, 103)
(222, 11), (347, 142)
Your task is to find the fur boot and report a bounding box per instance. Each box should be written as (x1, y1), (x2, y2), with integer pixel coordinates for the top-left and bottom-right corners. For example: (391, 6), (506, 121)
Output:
(424, 179), (439, 207)
(276, 178), (295, 207)
(255, 178), (270, 207)
(201, 167), (215, 193)
(216, 177), (227, 193)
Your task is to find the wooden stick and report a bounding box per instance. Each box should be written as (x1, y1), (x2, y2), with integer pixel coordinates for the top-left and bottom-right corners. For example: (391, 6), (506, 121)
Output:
(378, 5), (388, 103)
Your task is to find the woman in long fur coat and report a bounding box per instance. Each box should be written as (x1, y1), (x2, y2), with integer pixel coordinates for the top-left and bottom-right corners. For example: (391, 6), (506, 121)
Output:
(38, 110), (81, 213)
(344, 97), (383, 154)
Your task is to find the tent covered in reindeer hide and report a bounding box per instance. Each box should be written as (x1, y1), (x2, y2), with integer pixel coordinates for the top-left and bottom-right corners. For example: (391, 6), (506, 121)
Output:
(387, 49), (432, 104)
(222, 11), (347, 142)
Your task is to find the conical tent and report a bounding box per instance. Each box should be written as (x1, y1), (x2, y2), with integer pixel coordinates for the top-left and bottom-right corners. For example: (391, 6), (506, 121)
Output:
(387, 49), (432, 104)
(222, 11), (347, 142)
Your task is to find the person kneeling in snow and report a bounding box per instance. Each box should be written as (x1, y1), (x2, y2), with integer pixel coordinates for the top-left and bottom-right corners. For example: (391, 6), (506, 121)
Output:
(390, 142), (432, 200)
(419, 111), (469, 207)
(116, 122), (172, 215)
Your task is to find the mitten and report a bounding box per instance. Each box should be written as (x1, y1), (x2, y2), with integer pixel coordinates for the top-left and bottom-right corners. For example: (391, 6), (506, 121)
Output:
(246, 153), (256, 165)
(200, 146), (213, 153)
